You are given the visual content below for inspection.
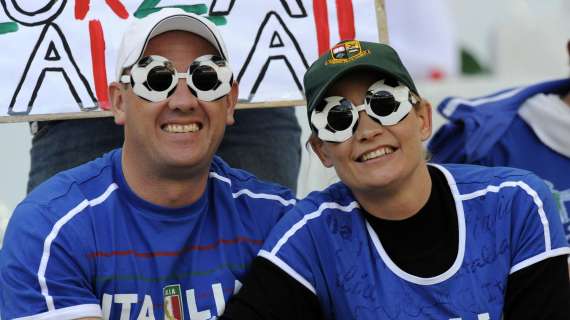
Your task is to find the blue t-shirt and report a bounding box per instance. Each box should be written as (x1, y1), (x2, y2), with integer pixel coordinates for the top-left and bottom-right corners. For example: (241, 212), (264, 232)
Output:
(428, 79), (570, 243)
(0, 149), (296, 320)
(259, 164), (570, 320)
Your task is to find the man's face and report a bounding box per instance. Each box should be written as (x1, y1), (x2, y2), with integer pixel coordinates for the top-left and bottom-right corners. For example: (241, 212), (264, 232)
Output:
(110, 31), (237, 179)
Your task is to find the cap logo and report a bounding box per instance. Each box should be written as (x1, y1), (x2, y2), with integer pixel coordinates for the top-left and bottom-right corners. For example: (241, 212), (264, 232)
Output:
(326, 40), (369, 65)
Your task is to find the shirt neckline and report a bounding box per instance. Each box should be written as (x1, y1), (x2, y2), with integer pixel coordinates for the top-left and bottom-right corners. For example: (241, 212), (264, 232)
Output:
(365, 164), (467, 285)
(112, 150), (209, 220)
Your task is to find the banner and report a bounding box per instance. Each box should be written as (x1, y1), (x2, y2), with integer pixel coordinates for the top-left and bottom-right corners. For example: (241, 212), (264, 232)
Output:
(0, 0), (383, 122)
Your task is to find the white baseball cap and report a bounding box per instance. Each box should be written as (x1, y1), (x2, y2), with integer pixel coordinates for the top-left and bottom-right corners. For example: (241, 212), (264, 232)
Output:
(114, 8), (230, 81)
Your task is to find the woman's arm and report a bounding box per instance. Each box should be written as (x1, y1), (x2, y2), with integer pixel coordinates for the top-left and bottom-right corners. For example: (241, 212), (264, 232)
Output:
(221, 257), (324, 320)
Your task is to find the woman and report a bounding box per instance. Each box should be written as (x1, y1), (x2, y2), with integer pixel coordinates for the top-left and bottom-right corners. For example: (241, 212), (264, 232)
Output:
(221, 40), (570, 319)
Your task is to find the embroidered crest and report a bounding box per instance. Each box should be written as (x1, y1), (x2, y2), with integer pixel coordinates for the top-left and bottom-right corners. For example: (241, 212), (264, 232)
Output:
(164, 284), (184, 320)
(326, 40), (370, 65)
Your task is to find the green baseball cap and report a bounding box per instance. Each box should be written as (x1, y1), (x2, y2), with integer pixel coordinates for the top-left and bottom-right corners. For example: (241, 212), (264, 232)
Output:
(304, 40), (418, 123)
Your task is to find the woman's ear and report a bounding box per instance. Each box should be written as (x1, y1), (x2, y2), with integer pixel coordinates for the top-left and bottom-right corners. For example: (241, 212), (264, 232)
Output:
(415, 98), (433, 142)
(109, 82), (127, 125)
(309, 134), (334, 168)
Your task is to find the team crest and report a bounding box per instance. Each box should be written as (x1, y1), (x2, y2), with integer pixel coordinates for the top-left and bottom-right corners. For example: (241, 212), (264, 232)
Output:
(326, 40), (370, 65)
(164, 284), (184, 320)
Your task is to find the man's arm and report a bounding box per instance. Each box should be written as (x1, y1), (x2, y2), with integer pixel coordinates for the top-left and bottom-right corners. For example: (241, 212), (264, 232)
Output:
(504, 255), (570, 319)
(0, 202), (102, 319)
(221, 257), (323, 320)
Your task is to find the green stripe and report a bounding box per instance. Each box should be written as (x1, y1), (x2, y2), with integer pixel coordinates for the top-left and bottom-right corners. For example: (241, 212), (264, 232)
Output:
(132, 2), (227, 26)
(0, 22), (18, 35)
(205, 15), (227, 26)
(134, 4), (208, 19)
(95, 263), (248, 283)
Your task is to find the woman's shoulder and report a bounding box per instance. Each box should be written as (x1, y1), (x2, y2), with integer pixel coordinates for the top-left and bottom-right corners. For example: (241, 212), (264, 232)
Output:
(274, 182), (360, 229)
(298, 181), (356, 208)
(431, 163), (540, 189)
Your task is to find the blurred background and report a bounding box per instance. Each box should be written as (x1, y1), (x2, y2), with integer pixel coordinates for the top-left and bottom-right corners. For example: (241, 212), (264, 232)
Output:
(1, 0), (569, 246)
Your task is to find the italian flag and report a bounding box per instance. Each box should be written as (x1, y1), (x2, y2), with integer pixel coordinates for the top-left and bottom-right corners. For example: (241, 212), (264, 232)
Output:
(164, 284), (184, 320)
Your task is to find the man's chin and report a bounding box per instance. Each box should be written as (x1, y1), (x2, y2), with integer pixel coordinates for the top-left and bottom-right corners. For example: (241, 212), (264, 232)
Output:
(159, 156), (211, 178)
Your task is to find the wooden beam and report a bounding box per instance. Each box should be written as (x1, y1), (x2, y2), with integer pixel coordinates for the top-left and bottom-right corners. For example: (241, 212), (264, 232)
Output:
(375, 0), (389, 44)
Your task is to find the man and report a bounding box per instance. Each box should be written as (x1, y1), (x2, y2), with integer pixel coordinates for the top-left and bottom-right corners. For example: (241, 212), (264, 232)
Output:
(27, 9), (301, 195)
(429, 40), (570, 266)
(0, 9), (296, 319)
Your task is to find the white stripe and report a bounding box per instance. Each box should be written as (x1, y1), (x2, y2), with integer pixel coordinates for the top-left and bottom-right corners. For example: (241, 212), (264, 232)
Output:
(270, 201), (359, 255)
(442, 87), (524, 117)
(14, 303), (102, 320)
(209, 171), (296, 206)
(458, 180), (552, 251)
(510, 247), (570, 274)
(232, 189), (296, 206)
(209, 171), (232, 185)
(38, 183), (118, 311)
(258, 250), (316, 295)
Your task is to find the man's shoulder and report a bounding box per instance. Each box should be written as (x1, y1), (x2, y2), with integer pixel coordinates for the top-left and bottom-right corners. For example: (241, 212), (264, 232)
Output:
(209, 156), (296, 205)
(26, 149), (120, 209)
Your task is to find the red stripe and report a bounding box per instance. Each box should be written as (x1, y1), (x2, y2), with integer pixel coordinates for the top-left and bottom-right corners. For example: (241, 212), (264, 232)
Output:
(106, 0), (129, 19)
(87, 237), (263, 258)
(75, 0), (89, 20)
(89, 20), (110, 110)
(312, 0), (330, 55)
(171, 296), (182, 319)
(336, 0), (355, 41)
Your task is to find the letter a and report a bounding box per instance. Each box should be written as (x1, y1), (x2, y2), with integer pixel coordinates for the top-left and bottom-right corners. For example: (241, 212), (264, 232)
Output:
(237, 12), (309, 102)
(9, 23), (97, 115)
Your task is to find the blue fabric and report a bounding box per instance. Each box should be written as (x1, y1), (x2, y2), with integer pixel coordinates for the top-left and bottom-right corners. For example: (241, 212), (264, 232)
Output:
(1, 149), (296, 319)
(259, 164), (570, 320)
(28, 107), (301, 193)
(428, 79), (570, 243)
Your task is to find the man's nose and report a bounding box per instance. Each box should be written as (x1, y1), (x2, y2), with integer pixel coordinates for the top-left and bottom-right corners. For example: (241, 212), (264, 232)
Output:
(167, 78), (198, 112)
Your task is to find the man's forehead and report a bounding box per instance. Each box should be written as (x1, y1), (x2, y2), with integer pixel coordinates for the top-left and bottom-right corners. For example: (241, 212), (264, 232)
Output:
(144, 30), (218, 55)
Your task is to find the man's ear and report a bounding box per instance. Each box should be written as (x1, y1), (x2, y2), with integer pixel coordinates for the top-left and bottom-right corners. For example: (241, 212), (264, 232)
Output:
(415, 98), (433, 142)
(109, 82), (126, 125)
(309, 134), (334, 168)
(225, 81), (239, 125)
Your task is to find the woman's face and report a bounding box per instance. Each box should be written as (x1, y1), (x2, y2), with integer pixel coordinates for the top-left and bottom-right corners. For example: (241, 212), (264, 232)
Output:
(310, 72), (432, 195)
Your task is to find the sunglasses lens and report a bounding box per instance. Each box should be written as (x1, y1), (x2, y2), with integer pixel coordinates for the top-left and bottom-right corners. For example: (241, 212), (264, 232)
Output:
(368, 91), (399, 117)
(192, 65), (219, 91)
(327, 99), (354, 131)
(147, 66), (174, 91)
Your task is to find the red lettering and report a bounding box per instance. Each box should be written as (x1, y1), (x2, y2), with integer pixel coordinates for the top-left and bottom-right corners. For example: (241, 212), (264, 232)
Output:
(336, 0), (355, 41)
(312, 0), (330, 55)
(75, 0), (90, 20)
(75, 0), (129, 20)
(89, 20), (110, 110)
(106, 0), (129, 19)
(313, 0), (357, 55)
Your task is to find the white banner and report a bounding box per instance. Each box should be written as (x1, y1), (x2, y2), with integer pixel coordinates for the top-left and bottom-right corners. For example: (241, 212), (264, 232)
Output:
(0, 0), (381, 121)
